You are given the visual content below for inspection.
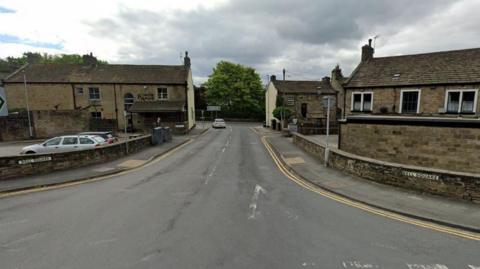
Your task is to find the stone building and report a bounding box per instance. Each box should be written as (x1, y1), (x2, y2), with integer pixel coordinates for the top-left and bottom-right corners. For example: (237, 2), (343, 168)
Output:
(337, 41), (480, 173)
(265, 75), (337, 128)
(1, 52), (195, 135)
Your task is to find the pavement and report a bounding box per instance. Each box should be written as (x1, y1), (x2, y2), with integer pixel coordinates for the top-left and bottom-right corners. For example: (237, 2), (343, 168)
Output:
(0, 125), (209, 193)
(258, 127), (480, 232)
(0, 123), (479, 268)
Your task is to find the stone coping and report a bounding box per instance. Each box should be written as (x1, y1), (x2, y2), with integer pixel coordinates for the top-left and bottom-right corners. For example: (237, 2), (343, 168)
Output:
(340, 115), (480, 127)
(293, 132), (480, 179)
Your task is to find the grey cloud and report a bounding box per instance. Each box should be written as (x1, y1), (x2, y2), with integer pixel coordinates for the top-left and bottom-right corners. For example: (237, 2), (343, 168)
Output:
(87, 0), (460, 83)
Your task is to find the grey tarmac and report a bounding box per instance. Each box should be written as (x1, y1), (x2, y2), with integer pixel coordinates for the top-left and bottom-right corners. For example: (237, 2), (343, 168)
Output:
(0, 123), (479, 269)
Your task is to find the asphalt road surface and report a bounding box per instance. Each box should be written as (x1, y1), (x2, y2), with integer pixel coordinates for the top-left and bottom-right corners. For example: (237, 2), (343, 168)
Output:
(1, 123), (479, 269)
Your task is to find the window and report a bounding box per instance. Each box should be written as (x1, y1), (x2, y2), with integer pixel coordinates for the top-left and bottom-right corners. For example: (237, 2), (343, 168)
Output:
(79, 137), (95, 144)
(62, 137), (78, 145)
(445, 90), (478, 114)
(400, 90), (421, 114)
(301, 103), (308, 118)
(158, 88), (168, 100)
(89, 87), (100, 100)
(75, 87), (84, 95)
(286, 96), (294, 106)
(351, 92), (373, 112)
(91, 112), (102, 119)
(44, 137), (62, 146)
(124, 93), (134, 111)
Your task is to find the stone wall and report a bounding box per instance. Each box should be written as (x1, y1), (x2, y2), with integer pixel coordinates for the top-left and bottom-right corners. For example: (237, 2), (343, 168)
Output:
(339, 116), (480, 173)
(292, 132), (480, 202)
(32, 110), (90, 138)
(0, 135), (152, 180)
(0, 113), (32, 141)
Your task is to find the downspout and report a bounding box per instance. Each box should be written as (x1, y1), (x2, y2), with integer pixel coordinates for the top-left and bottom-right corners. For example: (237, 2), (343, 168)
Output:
(71, 84), (77, 109)
(113, 84), (119, 130)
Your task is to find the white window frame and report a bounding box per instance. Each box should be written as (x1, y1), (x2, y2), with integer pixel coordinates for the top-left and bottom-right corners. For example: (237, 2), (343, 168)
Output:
(444, 89), (478, 114)
(399, 89), (421, 114)
(88, 87), (101, 100)
(286, 96), (294, 106)
(351, 91), (373, 112)
(157, 87), (168, 100)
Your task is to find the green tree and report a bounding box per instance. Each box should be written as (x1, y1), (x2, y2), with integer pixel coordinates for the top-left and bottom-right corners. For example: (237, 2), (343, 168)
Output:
(203, 61), (264, 119)
(273, 106), (293, 120)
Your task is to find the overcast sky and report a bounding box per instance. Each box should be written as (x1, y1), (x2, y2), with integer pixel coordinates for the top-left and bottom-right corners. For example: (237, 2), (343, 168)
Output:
(0, 0), (479, 84)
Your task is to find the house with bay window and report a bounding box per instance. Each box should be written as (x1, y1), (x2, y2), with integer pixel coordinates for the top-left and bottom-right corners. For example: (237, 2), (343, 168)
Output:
(342, 40), (480, 117)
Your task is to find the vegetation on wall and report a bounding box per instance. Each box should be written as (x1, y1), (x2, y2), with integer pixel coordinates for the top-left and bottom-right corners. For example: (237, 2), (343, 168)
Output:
(203, 61), (265, 119)
(273, 106), (293, 120)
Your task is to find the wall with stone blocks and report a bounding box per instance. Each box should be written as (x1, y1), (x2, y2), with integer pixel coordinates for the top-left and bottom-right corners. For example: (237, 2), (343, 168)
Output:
(292, 133), (480, 202)
(339, 117), (480, 173)
(0, 135), (152, 180)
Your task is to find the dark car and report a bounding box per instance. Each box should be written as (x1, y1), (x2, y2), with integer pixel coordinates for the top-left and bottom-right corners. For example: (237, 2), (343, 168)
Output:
(78, 131), (118, 144)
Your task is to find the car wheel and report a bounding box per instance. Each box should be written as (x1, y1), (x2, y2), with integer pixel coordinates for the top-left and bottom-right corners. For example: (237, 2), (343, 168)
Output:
(25, 151), (36, 154)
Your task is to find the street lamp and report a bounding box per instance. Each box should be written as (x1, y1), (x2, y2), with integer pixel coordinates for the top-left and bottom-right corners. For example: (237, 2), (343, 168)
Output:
(322, 95), (333, 167)
(22, 71), (33, 138)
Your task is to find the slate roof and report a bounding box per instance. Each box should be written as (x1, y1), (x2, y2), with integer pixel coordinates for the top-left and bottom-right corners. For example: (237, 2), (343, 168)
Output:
(3, 64), (189, 84)
(128, 101), (185, 113)
(345, 48), (480, 88)
(272, 80), (336, 94)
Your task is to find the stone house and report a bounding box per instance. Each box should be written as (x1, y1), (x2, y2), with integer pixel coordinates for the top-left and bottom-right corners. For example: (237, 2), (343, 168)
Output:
(342, 40), (480, 117)
(265, 75), (337, 128)
(1, 52), (195, 135)
(337, 41), (480, 173)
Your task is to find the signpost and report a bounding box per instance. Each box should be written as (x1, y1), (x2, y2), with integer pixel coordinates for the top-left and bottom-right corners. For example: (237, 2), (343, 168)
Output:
(0, 87), (8, 117)
(207, 106), (221, 119)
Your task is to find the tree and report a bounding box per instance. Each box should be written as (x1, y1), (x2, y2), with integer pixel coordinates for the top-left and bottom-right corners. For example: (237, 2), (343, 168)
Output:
(0, 52), (108, 77)
(203, 61), (264, 119)
(273, 107), (293, 120)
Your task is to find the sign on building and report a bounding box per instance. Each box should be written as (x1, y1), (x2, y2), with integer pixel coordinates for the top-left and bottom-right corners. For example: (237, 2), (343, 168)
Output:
(0, 87), (8, 117)
(207, 105), (221, 111)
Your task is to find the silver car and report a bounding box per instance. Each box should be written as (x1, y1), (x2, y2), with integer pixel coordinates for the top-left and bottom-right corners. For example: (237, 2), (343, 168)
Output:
(212, 118), (227, 128)
(20, 135), (106, 154)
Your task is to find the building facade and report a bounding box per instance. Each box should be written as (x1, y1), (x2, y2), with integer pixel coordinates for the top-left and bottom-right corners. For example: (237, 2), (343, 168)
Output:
(265, 75), (337, 128)
(1, 53), (195, 134)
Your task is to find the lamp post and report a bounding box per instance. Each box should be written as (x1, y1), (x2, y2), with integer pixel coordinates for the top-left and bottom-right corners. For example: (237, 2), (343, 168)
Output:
(22, 71), (33, 138)
(322, 95), (332, 167)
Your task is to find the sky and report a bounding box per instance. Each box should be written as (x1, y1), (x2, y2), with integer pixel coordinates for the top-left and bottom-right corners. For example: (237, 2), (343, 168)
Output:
(0, 0), (479, 84)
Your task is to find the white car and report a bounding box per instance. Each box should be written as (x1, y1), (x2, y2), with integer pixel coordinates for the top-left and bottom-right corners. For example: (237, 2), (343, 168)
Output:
(212, 118), (226, 128)
(20, 135), (106, 154)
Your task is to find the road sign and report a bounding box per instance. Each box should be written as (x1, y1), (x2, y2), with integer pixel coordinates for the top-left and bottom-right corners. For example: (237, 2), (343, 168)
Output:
(0, 87), (8, 117)
(207, 105), (221, 111)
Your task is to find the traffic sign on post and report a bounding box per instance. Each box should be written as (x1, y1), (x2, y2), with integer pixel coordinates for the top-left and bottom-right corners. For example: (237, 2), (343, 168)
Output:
(207, 105), (221, 111)
(0, 87), (8, 117)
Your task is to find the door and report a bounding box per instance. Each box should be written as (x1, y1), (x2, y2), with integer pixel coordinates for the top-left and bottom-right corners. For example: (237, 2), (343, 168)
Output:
(60, 136), (80, 152)
(42, 137), (63, 153)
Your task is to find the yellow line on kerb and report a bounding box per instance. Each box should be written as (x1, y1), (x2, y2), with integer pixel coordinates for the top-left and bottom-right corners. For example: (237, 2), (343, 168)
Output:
(251, 127), (480, 241)
(0, 139), (194, 199)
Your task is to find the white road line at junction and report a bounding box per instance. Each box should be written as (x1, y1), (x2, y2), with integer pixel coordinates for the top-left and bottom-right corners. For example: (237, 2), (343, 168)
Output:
(406, 264), (448, 269)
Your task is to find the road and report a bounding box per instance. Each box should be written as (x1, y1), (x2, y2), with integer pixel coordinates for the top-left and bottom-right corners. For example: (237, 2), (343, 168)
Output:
(0, 123), (479, 269)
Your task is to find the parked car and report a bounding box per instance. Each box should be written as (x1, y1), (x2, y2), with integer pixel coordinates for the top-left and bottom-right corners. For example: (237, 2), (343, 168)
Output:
(78, 131), (118, 144)
(20, 135), (106, 154)
(212, 118), (227, 129)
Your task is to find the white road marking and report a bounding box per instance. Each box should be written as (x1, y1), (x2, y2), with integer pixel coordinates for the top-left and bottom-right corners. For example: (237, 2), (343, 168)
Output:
(204, 132), (231, 185)
(406, 264), (448, 269)
(2, 232), (45, 247)
(468, 266), (480, 269)
(0, 219), (29, 226)
(248, 184), (266, 219)
(302, 262), (316, 266)
(342, 261), (379, 268)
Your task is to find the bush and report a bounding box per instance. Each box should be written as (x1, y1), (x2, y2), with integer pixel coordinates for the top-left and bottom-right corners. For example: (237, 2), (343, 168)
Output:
(273, 106), (293, 120)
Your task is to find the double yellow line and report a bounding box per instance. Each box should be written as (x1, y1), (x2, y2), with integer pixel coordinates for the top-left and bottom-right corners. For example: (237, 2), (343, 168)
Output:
(254, 128), (480, 241)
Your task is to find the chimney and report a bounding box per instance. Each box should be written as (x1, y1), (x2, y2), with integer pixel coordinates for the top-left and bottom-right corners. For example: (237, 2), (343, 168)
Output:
(331, 65), (343, 81)
(361, 39), (374, 62)
(184, 51), (191, 68)
(82, 52), (98, 66)
(282, 69), (286, 81)
(270, 75), (276, 82)
(322, 76), (331, 83)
